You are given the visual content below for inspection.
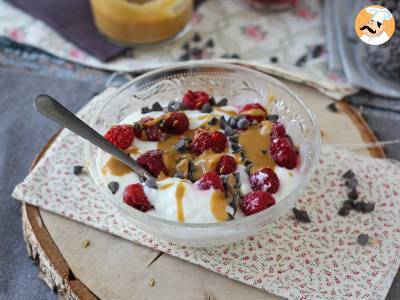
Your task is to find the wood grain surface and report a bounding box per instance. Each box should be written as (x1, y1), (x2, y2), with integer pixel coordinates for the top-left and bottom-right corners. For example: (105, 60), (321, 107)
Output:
(22, 79), (386, 300)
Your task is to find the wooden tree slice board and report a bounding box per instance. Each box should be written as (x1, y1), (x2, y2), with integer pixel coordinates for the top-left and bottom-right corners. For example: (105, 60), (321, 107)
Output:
(22, 78), (385, 300)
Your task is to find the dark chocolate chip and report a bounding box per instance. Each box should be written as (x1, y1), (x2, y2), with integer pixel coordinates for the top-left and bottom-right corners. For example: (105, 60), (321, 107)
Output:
(107, 181), (119, 194)
(193, 32), (201, 42)
(228, 117), (237, 129)
(342, 169), (355, 179)
(209, 97), (217, 106)
(206, 39), (214, 48)
(327, 102), (338, 113)
(357, 233), (369, 246)
(175, 139), (187, 152)
(345, 177), (358, 189)
(151, 102), (163, 111)
(227, 213), (235, 220)
(245, 164), (253, 174)
(178, 53), (190, 61)
(208, 117), (218, 126)
(231, 54), (240, 59)
(237, 118), (250, 129)
(201, 103), (213, 113)
(362, 202), (375, 213)
(141, 106), (150, 114)
(173, 102), (183, 111)
(266, 114), (279, 122)
(353, 201), (366, 212)
(292, 207), (311, 223)
(216, 98), (228, 106)
(270, 56), (278, 63)
(348, 188), (359, 200)
(244, 159), (252, 166)
(145, 177), (158, 189)
(343, 199), (355, 207)
(73, 165), (83, 175)
(219, 116), (227, 129)
(224, 126), (234, 136)
(231, 143), (242, 153)
(229, 136), (238, 143)
(338, 205), (351, 216)
(260, 149), (268, 155)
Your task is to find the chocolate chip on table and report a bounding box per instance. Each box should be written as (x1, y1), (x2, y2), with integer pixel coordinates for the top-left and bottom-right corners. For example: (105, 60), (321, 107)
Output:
(237, 118), (250, 129)
(216, 98), (228, 106)
(206, 39), (215, 48)
(348, 188), (359, 200)
(201, 103), (213, 113)
(342, 169), (355, 179)
(209, 97), (217, 106)
(362, 202), (375, 213)
(345, 177), (358, 189)
(73, 165), (84, 175)
(208, 117), (218, 126)
(338, 205), (351, 216)
(266, 114), (279, 122)
(270, 56), (279, 63)
(292, 207), (311, 223)
(357, 233), (369, 246)
(107, 181), (119, 194)
(326, 102), (338, 113)
(141, 106), (151, 114)
(342, 199), (355, 207)
(224, 126), (234, 136)
(151, 102), (163, 111)
(193, 32), (201, 42)
(145, 177), (158, 189)
(228, 117), (237, 129)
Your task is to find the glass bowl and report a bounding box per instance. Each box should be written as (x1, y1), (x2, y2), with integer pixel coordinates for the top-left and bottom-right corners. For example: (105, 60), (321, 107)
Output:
(85, 62), (320, 247)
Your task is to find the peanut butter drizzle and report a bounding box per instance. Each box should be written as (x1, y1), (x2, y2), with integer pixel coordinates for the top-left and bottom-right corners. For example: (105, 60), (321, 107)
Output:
(214, 107), (238, 117)
(192, 151), (225, 180)
(239, 108), (266, 117)
(102, 156), (132, 176)
(238, 121), (275, 172)
(210, 190), (228, 221)
(159, 182), (174, 190)
(175, 182), (185, 223)
(125, 146), (140, 155)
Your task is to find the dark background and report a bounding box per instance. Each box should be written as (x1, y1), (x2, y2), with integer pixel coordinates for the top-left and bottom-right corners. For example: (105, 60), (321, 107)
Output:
(0, 37), (399, 299)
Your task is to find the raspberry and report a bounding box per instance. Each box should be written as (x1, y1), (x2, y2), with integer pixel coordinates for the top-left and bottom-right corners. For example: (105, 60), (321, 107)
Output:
(239, 103), (267, 123)
(161, 112), (190, 135)
(210, 131), (227, 153)
(240, 191), (276, 216)
(270, 137), (297, 169)
(249, 168), (280, 194)
(270, 122), (286, 140)
(123, 184), (154, 212)
(196, 172), (223, 190)
(104, 125), (134, 150)
(137, 150), (168, 177)
(182, 90), (210, 109)
(134, 117), (164, 141)
(190, 130), (212, 155)
(216, 154), (237, 175)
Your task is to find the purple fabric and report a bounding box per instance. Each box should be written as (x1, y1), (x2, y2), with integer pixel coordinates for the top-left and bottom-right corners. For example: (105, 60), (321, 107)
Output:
(7, 0), (127, 61)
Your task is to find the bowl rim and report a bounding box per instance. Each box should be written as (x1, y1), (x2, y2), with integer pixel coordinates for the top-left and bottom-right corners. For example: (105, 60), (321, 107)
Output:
(85, 61), (321, 229)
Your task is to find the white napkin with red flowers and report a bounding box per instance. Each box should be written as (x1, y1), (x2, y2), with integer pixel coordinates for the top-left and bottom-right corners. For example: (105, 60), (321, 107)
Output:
(12, 89), (400, 299)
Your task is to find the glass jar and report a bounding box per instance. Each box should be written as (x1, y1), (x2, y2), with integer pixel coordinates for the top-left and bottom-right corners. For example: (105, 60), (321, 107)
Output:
(90, 0), (193, 46)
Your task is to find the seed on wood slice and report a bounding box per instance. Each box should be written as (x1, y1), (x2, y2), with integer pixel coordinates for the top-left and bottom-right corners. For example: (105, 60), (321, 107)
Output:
(326, 102), (338, 113)
(357, 234), (369, 246)
(141, 106), (150, 114)
(83, 240), (90, 248)
(107, 181), (119, 194)
(292, 207), (311, 223)
(73, 165), (84, 175)
(342, 169), (355, 179)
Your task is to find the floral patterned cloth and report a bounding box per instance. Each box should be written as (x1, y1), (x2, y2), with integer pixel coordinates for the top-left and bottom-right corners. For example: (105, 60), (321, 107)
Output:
(12, 89), (400, 299)
(0, 0), (356, 99)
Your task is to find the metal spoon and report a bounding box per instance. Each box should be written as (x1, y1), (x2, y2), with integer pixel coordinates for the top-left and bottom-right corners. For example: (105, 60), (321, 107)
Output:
(34, 94), (154, 180)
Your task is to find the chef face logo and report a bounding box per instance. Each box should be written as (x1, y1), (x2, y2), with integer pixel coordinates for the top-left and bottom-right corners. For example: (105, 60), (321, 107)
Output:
(354, 5), (395, 46)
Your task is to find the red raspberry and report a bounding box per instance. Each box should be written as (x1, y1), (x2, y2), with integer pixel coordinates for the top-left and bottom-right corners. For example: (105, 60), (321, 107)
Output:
(182, 90), (210, 109)
(239, 103), (267, 123)
(249, 168), (280, 194)
(161, 112), (190, 135)
(240, 191), (276, 216)
(123, 183), (154, 212)
(190, 130), (212, 155)
(134, 117), (164, 141)
(104, 125), (134, 150)
(270, 122), (286, 140)
(196, 172), (223, 191)
(270, 137), (297, 169)
(210, 131), (227, 153)
(137, 150), (168, 177)
(216, 154), (237, 175)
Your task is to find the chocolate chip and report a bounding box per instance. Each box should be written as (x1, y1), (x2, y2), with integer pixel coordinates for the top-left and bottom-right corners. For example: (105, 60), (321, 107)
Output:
(227, 213), (235, 220)
(266, 114), (279, 122)
(228, 117), (237, 129)
(338, 205), (351, 216)
(362, 202), (375, 213)
(107, 181), (119, 194)
(345, 177), (358, 189)
(231, 143), (242, 153)
(145, 177), (158, 189)
(353, 201), (366, 212)
(357, 233), (369, 246)
(348, 188), (359, 200)
(327, 102), (338, 113)
(270, 56), (278, 63)
(237, 118), (250, 129)
(219, 116), (227, 129)
(224, 126), (234, 136)
(209, 97), (216, 106)
(245, 163), (253, 174)
(229, 136), (238, 143)
(193, 32), (201, 42)
(231, 54), (240, 59)
(73, 165), (84, 175)
(175, 139), (187, 152)
(243, 159), (252, 166)
(141, 106), (150, 114)
(175, 172), (185, 179)
(206, 39), (214, 48)
(292, 207), (311, 223)
(343, 199), (355, 207)
(216, 98), (228, 106)
(151, 102), (163, 111)
(201, 103), (213, 113)
(342, 169), (355, 179)
(208, 117), (218, 126)
(260, 149), (267, 155)
(182, 42), (190, 50)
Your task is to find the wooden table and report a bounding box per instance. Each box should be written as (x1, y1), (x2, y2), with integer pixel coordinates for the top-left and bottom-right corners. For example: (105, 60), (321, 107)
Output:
(22, 78), (385, 299)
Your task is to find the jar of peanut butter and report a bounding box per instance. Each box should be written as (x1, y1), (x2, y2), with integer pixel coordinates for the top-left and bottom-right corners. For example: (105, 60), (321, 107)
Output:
(90, 0), (193, 46)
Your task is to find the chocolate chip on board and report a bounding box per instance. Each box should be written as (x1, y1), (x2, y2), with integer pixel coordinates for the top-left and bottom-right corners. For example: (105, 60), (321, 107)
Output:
(362, 202), (375, 213)
(292, 207), (311, 223)
(338, 205), (351, 216)
(342, 169), (355, 179)
(73, 165), (84, 175)
(107, 181), (119, 194)
(357, 233), (369, 246)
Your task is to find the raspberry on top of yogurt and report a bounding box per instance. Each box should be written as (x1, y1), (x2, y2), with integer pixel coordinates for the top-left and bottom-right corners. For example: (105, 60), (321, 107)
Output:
(97, 91), (301, 223)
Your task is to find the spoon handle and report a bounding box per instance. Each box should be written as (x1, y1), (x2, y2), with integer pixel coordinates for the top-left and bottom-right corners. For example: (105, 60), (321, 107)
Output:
(34, 94), (153, 179)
